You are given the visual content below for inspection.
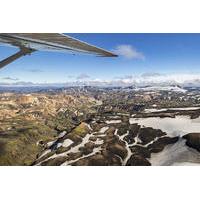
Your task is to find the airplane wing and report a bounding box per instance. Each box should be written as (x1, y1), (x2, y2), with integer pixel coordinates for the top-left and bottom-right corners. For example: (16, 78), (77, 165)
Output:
(0, 33), (117, 69)
(0, 33), (117, 57)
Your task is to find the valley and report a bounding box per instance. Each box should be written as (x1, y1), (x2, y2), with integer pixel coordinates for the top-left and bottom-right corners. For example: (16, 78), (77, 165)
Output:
(0, 85), (200, 165)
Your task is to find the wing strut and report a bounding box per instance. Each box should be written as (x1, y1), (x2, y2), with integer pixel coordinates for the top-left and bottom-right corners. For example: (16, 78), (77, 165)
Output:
(0, 47), (36, 69)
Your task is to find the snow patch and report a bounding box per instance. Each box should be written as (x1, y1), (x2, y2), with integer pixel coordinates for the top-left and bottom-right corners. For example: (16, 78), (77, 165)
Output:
(106, 120), (122, 124)
(62, 139), (73, 148)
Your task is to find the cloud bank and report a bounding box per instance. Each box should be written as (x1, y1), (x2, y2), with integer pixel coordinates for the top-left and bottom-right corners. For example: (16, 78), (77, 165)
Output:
(1, 77), (19, 81)
(2, 73), (200, 87)
(112, 73), (200, 86)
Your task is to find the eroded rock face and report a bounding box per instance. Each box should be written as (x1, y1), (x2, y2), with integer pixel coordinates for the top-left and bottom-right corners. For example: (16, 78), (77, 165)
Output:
(106, 140), (128, 160)
(72, 153), (121, 166)
(0, 91), (96, 165)
(17, 95), (37, 105)
(41, 156), (68, 166)
(138, 128), (166, 145)
(147, 136), (179, 153)
(130, 145), (151, 159)
(183, 133), (200, 152)
(34, 114), (179, 166)
(126, 155), (151, 166)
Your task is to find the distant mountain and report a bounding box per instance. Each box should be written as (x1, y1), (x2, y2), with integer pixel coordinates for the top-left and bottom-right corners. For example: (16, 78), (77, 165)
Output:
(130, 84), (187, 93)
(1, 78), (200, 90)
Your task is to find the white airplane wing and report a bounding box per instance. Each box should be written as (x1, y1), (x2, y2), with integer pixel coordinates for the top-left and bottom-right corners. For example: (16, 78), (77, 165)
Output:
(0, 33), (117, 69)
(0, 33), (117, 57)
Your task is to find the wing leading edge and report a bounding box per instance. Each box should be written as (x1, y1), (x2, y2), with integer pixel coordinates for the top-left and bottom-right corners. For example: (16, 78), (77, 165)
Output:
(0, 33), (117, 69)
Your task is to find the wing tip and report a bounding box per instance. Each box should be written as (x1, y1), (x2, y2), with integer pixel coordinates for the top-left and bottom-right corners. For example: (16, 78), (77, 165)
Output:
(97, 54), (118, 57)
(102, 52), (118, 57)
(111, 54), (118, 57)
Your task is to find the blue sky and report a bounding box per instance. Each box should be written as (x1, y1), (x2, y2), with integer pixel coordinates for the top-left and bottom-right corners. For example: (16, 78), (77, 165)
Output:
(1, 33), (200, 84)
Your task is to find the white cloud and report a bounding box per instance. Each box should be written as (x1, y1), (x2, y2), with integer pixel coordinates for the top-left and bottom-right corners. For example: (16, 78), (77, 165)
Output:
(113, 45), (145, 60)
(114, 75), (133, 79)
(76, 73), (90, 80)
(1, 77), (19, 81)
(114, 73), (200, 86)
(141, 72), (161, 78)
